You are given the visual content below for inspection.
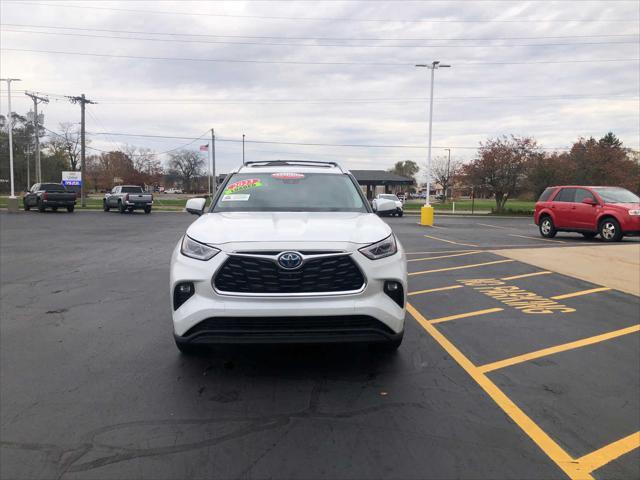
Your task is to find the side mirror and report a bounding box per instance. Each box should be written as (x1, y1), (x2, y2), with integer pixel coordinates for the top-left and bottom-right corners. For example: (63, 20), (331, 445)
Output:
(185, 197), (206, 216)
(582, 198), (597, 206)
(376, 198), (396, 213)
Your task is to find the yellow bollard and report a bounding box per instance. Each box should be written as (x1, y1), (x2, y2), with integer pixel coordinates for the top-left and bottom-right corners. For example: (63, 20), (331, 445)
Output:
(420, 205), (434, 226)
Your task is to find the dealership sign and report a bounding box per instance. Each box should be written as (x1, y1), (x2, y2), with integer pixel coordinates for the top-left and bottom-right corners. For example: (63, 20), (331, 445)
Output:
(62, 171), (82, 187)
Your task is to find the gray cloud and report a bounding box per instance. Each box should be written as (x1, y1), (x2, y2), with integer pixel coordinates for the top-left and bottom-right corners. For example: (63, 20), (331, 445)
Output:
(1, 0), (638, 177)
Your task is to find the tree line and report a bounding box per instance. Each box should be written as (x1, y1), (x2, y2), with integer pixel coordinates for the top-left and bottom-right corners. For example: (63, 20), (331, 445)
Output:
(0, 112), (208, 193)
(389, 132), (639, 213)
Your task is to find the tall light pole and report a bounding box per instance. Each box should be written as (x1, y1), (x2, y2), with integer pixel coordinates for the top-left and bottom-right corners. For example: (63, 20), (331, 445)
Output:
(415, 61), (450, 211)
(1, 78), (21, 209)
(444, 147), (451, 201)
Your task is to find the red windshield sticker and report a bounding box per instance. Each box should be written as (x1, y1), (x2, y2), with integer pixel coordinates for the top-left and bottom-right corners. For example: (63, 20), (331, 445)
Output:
(224, 178), (262, 195)
(271, 172), (305, 180)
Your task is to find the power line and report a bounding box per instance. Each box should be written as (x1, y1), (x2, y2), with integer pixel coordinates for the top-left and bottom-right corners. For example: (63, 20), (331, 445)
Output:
(4, 28), (639, 49)
(83, 130), (590, 151)
(42, 126), (211, 157)
(8, 1), (639, 23)
(3, 22), (637, 43)
(3, 47), (639, 67)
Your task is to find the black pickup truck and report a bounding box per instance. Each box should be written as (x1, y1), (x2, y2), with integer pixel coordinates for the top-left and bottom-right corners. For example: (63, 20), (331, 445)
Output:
(23, 183), (77, 212)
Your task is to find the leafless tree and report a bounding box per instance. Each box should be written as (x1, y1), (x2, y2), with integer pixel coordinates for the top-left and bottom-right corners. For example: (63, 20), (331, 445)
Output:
(168, 150), (205, 193)
(431, 155), (462, 201)
(45, 122), (85, 171)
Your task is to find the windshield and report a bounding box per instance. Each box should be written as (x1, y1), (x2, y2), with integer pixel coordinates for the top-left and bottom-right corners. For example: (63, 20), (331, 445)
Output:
(380, 194), (399, 201)
(213, 172), (368, 212)
(592, 187), (639, 204)
(121, 186), (144, 193)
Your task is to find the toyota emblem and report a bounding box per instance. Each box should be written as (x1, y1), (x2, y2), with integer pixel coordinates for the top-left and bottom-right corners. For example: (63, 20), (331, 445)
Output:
(277, 251), (303, 270)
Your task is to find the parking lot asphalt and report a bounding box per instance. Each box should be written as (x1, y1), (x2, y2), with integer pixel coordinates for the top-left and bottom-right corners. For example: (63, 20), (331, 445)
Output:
(1, 211), (638, 480)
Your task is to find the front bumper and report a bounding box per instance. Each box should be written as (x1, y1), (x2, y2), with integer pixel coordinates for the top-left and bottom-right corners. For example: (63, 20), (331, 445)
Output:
(170, 240), (407, 344)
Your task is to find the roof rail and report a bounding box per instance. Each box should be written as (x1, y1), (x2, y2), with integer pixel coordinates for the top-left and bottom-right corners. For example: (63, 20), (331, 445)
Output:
(243, 160), (345, 172)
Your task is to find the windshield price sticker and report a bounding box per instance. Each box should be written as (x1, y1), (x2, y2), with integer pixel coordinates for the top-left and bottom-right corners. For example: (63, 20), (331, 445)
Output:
(271, 172), (305, 180)
(224, 179), (262, 195)
(221, 194), (250, 202)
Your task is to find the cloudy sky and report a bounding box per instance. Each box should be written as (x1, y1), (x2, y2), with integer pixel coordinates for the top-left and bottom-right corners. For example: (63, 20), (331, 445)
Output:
(1, 0), (639, 177)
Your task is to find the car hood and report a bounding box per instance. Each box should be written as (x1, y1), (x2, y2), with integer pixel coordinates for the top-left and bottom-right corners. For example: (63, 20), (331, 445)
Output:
(186, 212), (392, 245)
(605, 202), (640, 211)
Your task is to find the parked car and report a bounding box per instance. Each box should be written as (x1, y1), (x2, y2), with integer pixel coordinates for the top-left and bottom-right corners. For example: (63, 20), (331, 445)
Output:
(103, 185), (153, 214)
(170, 160), (407, 354)
(23, 183), (76, 212)
(165, 188), (183, 194)
(534, 186), (640, 242)
(372, 193), (403, 217)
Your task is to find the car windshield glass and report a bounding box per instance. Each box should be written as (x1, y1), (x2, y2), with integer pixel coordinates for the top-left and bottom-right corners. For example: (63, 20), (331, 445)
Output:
(41, 183), (66, 192)
(121, 186), (143, 193)
(380, 194), (399, 200)
(592, 187), (639, 203)
(213, 172), (368, 212)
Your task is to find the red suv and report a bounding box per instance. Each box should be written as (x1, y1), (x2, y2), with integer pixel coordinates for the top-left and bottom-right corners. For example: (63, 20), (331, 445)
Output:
(534, 186), (640, 242)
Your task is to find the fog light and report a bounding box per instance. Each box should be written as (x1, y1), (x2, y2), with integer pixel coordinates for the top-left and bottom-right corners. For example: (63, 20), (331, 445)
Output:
(384, 281), (404, 308)
(173, 282), (195, 310)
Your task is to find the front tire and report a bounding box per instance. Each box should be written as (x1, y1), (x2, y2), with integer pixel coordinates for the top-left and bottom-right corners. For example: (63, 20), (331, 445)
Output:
(599, 218), (623, 242)
(118, 201), (126, 214)
(24, 202), (30, 211)
(539, 216), (557, 238)
(103, 200), (110, 212)
(67, 206), (74, 213)
(398, 211), (403, 217)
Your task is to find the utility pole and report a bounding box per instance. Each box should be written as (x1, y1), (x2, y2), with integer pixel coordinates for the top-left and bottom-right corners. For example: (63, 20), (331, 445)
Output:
(415, 61), (450, 226)
(67, 94), (96, 207)
(242, 134), (245, 165)
(1, 78), (21, 208)
(26, 145), (30, 190)
(25, 91), (49, 183)
(211, 128), (216, 193)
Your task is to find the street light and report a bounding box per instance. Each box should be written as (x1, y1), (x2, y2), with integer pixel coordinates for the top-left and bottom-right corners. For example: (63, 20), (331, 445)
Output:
(1, 78), (22, 210)
(415, 61), (450, 223)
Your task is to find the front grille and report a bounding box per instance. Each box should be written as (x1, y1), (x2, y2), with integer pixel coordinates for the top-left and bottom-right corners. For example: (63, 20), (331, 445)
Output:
(213, 254), (365, 294)
(183, 315), (394, 338)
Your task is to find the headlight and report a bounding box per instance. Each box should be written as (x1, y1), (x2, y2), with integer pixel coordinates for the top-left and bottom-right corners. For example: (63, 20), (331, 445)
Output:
(181, 235), (220, 261)
(359, 234), (397, 260)
(629, 210), (640, 216)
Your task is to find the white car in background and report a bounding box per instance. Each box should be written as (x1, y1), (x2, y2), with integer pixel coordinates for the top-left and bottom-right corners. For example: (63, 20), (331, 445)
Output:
(170, 161), (407, 354)
(372, 194), (404, 217)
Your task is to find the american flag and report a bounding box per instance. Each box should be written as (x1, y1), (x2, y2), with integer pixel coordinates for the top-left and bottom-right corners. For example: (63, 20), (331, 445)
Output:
(200, 144), (209, 152)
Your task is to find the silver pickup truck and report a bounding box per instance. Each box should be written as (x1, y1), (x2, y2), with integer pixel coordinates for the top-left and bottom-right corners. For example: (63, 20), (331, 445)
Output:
(103, 185), (153, 214)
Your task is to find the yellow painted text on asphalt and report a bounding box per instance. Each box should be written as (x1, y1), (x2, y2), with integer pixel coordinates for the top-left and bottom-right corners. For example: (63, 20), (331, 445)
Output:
(458, 278), (576, 314)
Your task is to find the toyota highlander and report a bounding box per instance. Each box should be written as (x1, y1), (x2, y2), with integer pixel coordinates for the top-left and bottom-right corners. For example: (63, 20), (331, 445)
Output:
(170, 161), (407, 354)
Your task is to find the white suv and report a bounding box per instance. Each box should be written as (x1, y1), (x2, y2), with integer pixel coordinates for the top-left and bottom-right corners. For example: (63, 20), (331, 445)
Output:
(170, 161), (407, 354)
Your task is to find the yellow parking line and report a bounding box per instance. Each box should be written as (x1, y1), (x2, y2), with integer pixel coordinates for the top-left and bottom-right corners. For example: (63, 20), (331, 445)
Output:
(575, 431), (640, 474)
(409, 259), (514, 276)
(430, 307), (504, 324)
(508, 233), (566, 244)
(406, 303), (590, 480)
(477, 223), (512, 230)
(408, 251), (482, 262)
(478, 324), (640, 373)
(502, 271), (553, 281)
(406, 249), (478, 255)
(424, 234), (479, 247)
(551, 287), (612, 300)
(408, 285), (464, 296)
